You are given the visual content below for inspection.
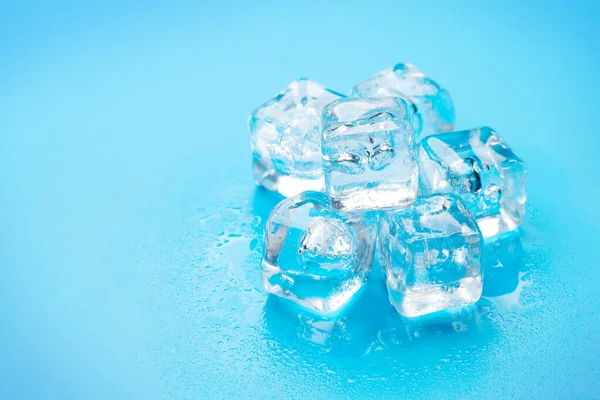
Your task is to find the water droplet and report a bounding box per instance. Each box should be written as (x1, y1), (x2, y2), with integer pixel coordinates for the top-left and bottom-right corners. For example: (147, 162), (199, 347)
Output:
(249, 238), (259, 250)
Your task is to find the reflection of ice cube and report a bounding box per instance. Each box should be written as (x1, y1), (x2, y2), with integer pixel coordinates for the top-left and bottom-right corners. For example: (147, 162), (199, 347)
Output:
(482, 234), (523, 297)
(248, 79), (344, 196)
(419, 126), (527, 238)
(482, 234), (532, 310)
(261, 191), (376, 315)
(369, 303), (488, 352)
(380, 194), (483, 317)
(321, 97), (418, 212)
(352, 63), (455, 138)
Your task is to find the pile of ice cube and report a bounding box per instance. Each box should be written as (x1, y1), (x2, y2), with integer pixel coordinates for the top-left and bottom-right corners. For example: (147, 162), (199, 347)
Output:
(249, 63), (527, 318)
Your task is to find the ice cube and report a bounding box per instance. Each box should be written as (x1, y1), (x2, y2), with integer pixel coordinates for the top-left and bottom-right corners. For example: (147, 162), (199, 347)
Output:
(418, 126), (527, 238)
(321, 97), (418, 212)
(248, 79), (345, 196)
(379, 194), (483, 317)
(261, 191), (377, 315)
(352, 63), (455, 138)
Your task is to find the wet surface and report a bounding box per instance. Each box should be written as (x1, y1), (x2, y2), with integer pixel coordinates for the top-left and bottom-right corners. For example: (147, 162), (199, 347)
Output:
(131, 174), (593, 398)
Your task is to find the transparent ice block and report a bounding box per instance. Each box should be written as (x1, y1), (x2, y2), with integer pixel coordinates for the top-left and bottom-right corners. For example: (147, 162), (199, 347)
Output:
(352, 63), (455, 138)
(321, 97), (418, 212)
(261, 191), (377, 315)
(248, 79), (344, 196)
(418, 126), (527, 238)
(379, 194), (483, 317)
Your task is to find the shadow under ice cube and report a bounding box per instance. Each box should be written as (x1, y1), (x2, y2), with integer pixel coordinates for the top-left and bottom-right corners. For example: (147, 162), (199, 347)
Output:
(261, 191), (376, 315)
(321, 97), (418, 212)
(352, 63), (455, 138)
(379, 194), (483, 317)
(248, 79), (345, 197)
(418, 126), (527, 238)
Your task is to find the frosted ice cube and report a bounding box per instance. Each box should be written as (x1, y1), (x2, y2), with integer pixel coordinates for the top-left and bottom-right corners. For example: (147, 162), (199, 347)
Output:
(248, 79), (344, 196)
(321, 97), (418, 212)
(261, 191), (376, 315)
(418, 126), (527, 238)
(352, 63), (455, 138)
(379, 194), (483, 317)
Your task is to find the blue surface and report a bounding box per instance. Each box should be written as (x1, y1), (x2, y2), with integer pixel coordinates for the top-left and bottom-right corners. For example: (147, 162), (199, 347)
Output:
(1, 1), (599, 398)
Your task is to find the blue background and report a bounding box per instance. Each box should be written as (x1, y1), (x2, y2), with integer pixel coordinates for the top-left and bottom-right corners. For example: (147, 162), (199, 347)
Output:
(1, 1), (599, 398)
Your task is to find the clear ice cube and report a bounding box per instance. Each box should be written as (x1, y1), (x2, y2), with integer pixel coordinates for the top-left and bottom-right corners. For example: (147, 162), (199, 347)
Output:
(248, 79), (345, 197)
(379, 194), (483, 317)
(261, 191), (377, 315)
(321, 97), (418, 212)
(352, 63), (455, 138)
(418, 126), (527, 238)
